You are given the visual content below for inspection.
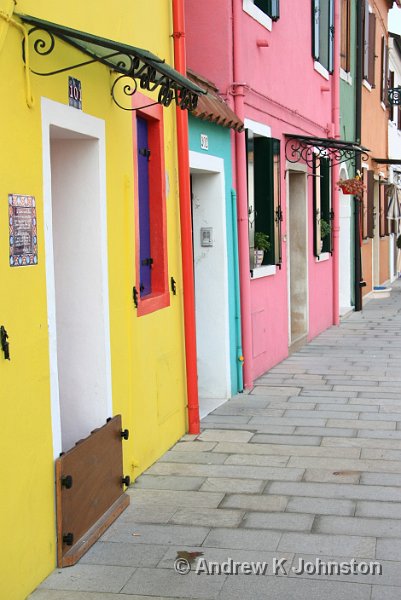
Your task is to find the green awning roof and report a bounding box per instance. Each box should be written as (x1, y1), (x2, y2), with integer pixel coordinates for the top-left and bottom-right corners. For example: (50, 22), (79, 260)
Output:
(18, 13), (205, 111)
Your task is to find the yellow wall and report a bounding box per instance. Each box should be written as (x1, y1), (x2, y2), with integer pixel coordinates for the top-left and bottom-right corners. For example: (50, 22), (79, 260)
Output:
(0, 2), (187, 598)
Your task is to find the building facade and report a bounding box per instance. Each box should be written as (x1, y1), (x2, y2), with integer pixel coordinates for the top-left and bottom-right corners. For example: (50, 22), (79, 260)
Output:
(0, 1), (200, 596)
(186, 0), (342, 386)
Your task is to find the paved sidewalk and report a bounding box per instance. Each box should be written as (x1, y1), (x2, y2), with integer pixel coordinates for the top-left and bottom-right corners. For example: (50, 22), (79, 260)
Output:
(30, 282), (401, 600)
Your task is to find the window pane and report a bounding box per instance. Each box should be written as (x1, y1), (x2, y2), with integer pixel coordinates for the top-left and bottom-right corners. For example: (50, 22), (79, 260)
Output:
(319, 0), (330, 70)
(137, 117), (152, 296)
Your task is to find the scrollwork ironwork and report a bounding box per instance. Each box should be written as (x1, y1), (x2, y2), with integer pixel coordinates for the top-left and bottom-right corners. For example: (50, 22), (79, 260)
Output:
(22, 23), (201, 111)
(285, 136), (369, 169)
(111, 74), (138, 111)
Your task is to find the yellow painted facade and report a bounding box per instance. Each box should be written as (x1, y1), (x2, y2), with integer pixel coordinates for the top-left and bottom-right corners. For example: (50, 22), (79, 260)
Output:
(0, 2), (188, 598)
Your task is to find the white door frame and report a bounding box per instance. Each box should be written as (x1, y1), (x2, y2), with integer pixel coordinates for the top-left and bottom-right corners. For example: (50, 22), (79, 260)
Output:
(189, 150), (231, 405)
(286, 162), (309, 346)
(41, 98), (112, 459)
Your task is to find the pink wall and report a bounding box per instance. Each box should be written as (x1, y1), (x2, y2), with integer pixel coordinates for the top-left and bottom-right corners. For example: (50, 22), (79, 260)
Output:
(186, 0), (338, 382)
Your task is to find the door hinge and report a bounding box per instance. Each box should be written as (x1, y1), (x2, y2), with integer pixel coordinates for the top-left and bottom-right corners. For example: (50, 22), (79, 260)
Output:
(0, 326), (10, 360)
(171, 276), (177, 295)
(139, 148), (151, 160)
(141, 257), (153, 267)
(133, 286), (138, 308)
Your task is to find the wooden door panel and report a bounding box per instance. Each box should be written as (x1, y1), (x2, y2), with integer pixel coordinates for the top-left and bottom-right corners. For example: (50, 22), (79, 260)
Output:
(56, 415), (130, 567)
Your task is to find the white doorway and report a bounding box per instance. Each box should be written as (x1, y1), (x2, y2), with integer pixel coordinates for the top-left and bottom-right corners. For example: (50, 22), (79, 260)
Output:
(189, 151), (230, 419)
(339, 166), (352, 312)
(287, 168), (308, 348)
(42, 99), (112, 457)
(372, 180), (380, 287)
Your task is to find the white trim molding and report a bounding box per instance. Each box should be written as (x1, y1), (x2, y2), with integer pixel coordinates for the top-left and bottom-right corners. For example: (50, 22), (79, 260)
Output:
(41, 97), (112, 459)
(314, 61), (330, 80)
(243, 0), (272, 30)
(251, 264), (277, 279)
(244, 118), (272, 138)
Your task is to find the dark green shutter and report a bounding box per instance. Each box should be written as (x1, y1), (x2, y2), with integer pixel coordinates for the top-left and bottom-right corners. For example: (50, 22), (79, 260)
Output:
(328, 0), (334, 73)
(367, 170), (375, 238)
(255, 0), (279, 19)
(320, 158), (332, 253)
(312, 0), (320, 60)
(313, 156), (322, 257)
(253, 137), (282, 266)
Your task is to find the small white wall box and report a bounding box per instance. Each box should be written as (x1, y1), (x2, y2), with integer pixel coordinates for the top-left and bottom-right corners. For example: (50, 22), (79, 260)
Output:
(200, 227), (213, 247)
(200, 134), (209, 150)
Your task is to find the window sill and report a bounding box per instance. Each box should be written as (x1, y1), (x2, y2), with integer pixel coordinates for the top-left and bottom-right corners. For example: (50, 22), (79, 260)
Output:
(137, 290), (170, 317)
(243, 0), (272, 30)
(314, 61), (330, 81)
(251, 264), (277, 279)
(340, 68), (352, 85)
(362, 79), (372, 92)
(315, 252), (331, 263)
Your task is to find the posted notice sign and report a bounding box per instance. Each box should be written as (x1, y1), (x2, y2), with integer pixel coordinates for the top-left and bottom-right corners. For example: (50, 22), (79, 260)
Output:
(9, 194), (38, 267)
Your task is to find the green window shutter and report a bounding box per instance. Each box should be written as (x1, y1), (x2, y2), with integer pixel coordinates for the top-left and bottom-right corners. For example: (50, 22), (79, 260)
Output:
(363, 0), (370, 80)
(246, 130), (256, 269)
(367, 170), (375, 238)
(254, 137), (274, 265)
(252, 137), (282, 267)
(328, 0), (334, 73)
(255, 0), (280, 19)
(272, 139), (282, 265)
(313, 156), (322, 257)
(270, 0), (280, 20)
(320, 157), (332, 253)
(312, 0), (320, 61)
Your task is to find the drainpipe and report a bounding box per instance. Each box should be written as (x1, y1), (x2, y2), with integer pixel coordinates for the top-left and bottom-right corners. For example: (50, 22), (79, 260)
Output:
(354, 0), (363, 311)
(231, 189), (244, 392)
(172, 0), (199, 433)
(232, 0), (253, 389)
(331, 0), (340, 326)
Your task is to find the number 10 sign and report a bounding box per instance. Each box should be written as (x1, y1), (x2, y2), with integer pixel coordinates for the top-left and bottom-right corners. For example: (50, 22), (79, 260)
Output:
(69, 77), (82, 110)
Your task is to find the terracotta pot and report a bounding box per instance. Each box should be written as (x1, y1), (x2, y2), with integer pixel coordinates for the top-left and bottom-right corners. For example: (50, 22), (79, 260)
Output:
(254, 249), (264, 267)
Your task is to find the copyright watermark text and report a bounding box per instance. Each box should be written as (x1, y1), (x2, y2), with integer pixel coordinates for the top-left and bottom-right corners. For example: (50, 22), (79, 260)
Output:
(174, 556), (383, 577)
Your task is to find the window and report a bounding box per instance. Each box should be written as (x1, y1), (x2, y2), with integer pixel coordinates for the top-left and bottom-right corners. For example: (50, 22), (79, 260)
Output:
(246, 129), (282, 269)
(366, 170), (375, 238)
(341, 0), (351, 73)
(379, 179), (389, 237)
(253, 0), (280, 20)
(132, 96), (169, 316)
(363, 1), (376, 87)
(313, 156), (332, 257)
(380, 36), (389, 104)
(312, 0), (334, 73)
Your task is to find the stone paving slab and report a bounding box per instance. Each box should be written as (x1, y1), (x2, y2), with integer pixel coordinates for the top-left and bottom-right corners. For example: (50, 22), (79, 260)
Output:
(30, 282), (401, 599)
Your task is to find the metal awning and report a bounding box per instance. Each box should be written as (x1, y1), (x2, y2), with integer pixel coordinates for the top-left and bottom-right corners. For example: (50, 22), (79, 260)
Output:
(285, 134), (369, 168)
(18, 13), (206, 111)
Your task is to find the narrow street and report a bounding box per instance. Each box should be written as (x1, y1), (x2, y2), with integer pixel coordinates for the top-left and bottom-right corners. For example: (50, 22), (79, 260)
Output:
(30, 282), (401, 600)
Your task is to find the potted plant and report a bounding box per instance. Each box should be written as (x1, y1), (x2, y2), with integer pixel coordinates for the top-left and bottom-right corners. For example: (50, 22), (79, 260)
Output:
(320, 218), (331, 252)
(254, 232), (270, 267)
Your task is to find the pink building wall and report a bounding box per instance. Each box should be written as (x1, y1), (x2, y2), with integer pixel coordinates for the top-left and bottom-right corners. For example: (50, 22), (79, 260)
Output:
(186, 0), (338, 382)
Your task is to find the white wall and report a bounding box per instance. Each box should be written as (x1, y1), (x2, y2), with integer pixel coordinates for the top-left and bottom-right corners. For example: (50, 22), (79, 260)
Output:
(339, 167), (352, 310)
(190, 153), (230, 401)
(50, 135), (111, 451)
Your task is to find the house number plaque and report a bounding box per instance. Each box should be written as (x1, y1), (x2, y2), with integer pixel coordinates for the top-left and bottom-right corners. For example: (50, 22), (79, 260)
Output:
(9, 194), (38, 267)
(69, 77), (82, 110)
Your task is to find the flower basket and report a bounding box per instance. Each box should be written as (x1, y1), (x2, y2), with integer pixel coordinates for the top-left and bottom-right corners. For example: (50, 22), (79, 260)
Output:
(337, 177), (366, 198)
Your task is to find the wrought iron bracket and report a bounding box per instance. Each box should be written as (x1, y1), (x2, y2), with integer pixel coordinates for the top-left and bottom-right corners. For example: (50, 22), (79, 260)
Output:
(285, 135), (369, 169)
(19, 18), (202, 112)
